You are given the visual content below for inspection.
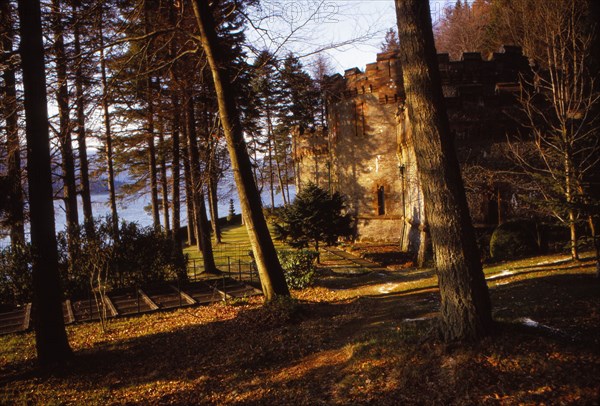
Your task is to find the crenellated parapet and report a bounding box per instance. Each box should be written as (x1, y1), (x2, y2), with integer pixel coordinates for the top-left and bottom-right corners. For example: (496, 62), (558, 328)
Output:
(327, 45), (531, 108)
(294, 45), (534, 248)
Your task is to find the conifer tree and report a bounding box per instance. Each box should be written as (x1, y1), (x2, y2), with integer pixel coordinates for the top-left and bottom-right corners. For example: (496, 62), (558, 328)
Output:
(274, 183), (353, 257)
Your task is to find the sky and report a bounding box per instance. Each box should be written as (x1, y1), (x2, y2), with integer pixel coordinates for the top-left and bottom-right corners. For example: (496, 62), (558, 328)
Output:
(245, 1), (453, 74)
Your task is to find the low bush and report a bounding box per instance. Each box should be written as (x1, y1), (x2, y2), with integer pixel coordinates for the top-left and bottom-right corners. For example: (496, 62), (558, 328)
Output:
(57, 217), (187, 299)
(277, 249), (318, 289)
(490, 220), (540, 261)
(0, 244), (32, 308)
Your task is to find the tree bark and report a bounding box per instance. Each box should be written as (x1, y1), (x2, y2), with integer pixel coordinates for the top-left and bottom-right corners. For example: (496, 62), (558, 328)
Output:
(170, 94), (182, 244)
(185, 92), (217, 273)
(52, 0), (79, 260)
(147, 78), (160, 231)
(157, 103), (171, 236)
(395, 0), (492, 341)
(181, 119), (196, 246)
(144, 1), (160, 232)
(204, 110), (222, 243)
(168, 0), (182, 248)
(192, 0), (290, 300)
(72, 0), (94, 237)
(1, 0), (25, 248)
(99, 14), (119, 243)
(564, 153), (579, 260)
(207, 164), (222, 243)
(18, 0), (73, 365)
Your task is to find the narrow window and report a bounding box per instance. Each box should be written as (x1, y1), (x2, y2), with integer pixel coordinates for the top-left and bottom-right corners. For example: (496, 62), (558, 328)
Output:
(377, 186), (385, 215)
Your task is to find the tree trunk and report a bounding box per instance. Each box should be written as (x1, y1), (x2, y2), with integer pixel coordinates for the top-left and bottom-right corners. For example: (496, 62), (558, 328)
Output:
(144, 1), (160, 232)
(185, 92), (217, 273)
(168, 0), (182, 249)
(18, 0), (73, 365)
(395, 0), (492, 341)
(157, 109), (171, 235)
(265, 107), (277, 207)
(1, 0), (25, 248)
(205, 113), (222, 244)
(147, 79), (160, 231)
(181, 121), (196, 246)
(268, 137), (275, 208)
(170, 94), (182, 245)
(73, 0), (94, 237)
(417, 222), (429, 268)
(565, 154), (579, 260)
(192, 0), (290, 301)
(588, 216), (600, 278)
(99, 16), (119, 243)
(207, 168), (222, 243)
(52, 0), (79, 261)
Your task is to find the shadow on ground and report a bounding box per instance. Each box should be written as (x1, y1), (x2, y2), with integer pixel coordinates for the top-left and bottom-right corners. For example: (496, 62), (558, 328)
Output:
(1, 270), (599, 404)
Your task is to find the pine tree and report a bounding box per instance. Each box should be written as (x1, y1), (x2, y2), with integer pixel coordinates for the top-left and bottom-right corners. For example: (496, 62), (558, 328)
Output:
(274, 183), (353, 256)
(380, 27), (400, 52)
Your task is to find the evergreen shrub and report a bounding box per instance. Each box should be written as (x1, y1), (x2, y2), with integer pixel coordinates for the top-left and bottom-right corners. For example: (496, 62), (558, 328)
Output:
(277, 249), (318, 289)
(490, 220), (539, 261)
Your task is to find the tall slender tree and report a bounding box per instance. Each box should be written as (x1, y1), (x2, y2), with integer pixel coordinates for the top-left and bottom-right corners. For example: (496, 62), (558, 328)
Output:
(98, 6), (119, 242)
(395, 0), (493, 341)
(168, 0), (182, 247)
(143, 0), (160, 232)
(72, 0), (94, 237)
(185, 89), (217, 273)
(17, 0), (72, 365)
(51, 0), (79, 268)
(1, 0), (25, 248)
(192, 0), (290, 301)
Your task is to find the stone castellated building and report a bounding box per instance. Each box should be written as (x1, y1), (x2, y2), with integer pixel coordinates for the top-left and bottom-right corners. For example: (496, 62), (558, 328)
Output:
(293, 46), (532, 257)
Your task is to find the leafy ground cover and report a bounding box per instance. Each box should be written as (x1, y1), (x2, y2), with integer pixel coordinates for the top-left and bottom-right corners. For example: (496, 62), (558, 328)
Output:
(1, 244), (599, 404)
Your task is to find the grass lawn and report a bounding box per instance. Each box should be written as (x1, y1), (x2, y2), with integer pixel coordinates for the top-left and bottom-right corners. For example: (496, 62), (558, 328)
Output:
(1, 240), (599, 404)
(183, 222), (288, 278)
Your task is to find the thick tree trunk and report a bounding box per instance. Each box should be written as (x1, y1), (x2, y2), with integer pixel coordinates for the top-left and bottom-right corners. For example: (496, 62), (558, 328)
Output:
(395, 0), (492, 341)
(52, 0), (79, 260)
(192, 0), (290, 300)
(1, 0), (25, 248)
(99, 19), (119, 243)
(186, 93), (217, 273)
(73, 0), (94, 237)
(18, 0), (73, 365)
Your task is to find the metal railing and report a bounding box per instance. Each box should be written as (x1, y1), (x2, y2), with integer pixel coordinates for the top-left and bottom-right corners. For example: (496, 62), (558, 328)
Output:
(187, 254), (259, 285)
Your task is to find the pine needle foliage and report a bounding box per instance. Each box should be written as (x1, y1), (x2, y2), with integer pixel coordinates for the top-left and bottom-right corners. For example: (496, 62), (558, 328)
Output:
(274, 183), (353, 251)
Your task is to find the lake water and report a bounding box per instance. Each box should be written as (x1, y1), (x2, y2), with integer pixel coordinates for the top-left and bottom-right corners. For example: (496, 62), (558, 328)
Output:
(1, 180), (294, 248)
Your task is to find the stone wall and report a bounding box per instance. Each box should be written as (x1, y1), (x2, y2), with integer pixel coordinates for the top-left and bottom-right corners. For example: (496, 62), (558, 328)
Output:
(294, 46), (531, 252)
